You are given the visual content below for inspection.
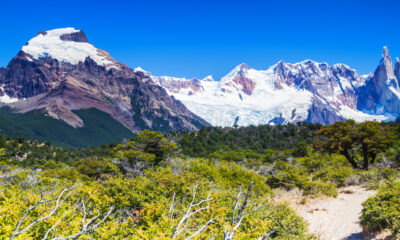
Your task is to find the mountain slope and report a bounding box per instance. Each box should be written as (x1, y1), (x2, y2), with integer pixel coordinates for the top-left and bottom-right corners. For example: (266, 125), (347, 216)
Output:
(0, 107), (134, 148)
(0, 28), (209, 139)
(150, 52), (394, 126)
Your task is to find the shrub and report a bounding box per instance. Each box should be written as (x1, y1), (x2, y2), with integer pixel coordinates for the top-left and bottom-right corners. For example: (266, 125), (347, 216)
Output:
(292, 141), (310, 157)
(361, 180), (400, 234)
(77, 158), (120, 179)
(313, 166), (355, 187)
(209, 149), (262, 162)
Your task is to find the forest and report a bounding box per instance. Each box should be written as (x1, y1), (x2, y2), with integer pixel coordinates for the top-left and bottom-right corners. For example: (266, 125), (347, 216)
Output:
(0, 120), (399, 239)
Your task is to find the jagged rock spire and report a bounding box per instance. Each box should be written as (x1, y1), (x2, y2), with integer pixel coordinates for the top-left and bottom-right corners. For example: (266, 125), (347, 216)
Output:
(365, 46), (400, 114)
(373, 46), (398, 95)
(381, 46), (396, 82)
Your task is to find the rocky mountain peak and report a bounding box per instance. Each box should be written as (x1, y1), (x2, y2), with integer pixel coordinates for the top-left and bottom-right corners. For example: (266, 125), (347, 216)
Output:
(237, 63), (249, 71)
(361, 46), (400, 114)
(220, 63), (255, 95)
(380, 46), (396, 81)
(0, 27), (209, 133)
(21, 28), (119, 70)
(371, 46), (398, 93)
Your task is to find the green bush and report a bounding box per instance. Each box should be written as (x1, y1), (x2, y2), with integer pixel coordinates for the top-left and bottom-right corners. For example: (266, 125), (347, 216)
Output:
(266, 168), (309, 191)
(76, 158), (120, 179)
(313, 166), (355, 187)
(292, 141), (310, 157)
(208, 149), (262, 163)
(41, 168), (89, 181)
(361, 180), (400, 234)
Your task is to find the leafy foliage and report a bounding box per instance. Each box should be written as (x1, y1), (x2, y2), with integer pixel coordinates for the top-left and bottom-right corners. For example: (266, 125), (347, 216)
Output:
(315, 120), (397, 169)
(0, 151), (312, 239)
(177, 122), (321, 157)
(361, 179), (400, 235)
(1, 119), (400, 238)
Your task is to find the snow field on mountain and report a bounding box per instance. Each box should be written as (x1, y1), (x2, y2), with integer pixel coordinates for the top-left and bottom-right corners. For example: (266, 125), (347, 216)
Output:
(22, 28), (118, 70)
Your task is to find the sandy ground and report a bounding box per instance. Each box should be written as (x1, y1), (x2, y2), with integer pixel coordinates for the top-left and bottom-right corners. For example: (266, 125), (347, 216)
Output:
(275, 186), (377, 240)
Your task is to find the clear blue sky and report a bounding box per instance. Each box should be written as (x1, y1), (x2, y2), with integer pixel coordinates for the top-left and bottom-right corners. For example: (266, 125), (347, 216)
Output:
(1, 0), (400, 79)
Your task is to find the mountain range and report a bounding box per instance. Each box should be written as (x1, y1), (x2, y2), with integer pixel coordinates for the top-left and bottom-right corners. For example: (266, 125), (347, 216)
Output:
(148, 47), (400, 126)
(0, 27), (399, 146)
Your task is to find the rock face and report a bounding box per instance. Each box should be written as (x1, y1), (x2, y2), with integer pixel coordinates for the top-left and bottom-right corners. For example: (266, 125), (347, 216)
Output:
(0, 28), (209, 132)
(359, 47), (400, 114)
(59, 30), (88, 42)
(223, 63), (256, 95)
(395, 58), (400, 82)
(152, 75), (205, 96)
(153, 52), (395, 126)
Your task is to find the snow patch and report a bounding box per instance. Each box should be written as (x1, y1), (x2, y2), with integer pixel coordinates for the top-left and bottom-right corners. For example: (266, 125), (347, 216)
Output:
(339, 106), (389, 122)
(0, 86), (21, 103)
(389, 86), (400, 99)
(134, 66), (145, 72)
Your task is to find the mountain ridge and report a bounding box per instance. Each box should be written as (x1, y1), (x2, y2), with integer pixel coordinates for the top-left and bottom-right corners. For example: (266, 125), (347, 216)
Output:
(147, 47), (399, 126)
(0, 27), (399, 137)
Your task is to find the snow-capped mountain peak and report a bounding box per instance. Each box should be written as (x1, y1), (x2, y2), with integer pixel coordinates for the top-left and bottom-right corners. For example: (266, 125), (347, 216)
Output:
(21, 27), (119, 70)
(201, 75), (214, 81)
(220, 63), (250, 82)
(0, 28), (208, 131)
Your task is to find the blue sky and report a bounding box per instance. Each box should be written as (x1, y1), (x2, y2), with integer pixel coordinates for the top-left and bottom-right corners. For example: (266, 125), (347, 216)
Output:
(1, 0), (400, 79)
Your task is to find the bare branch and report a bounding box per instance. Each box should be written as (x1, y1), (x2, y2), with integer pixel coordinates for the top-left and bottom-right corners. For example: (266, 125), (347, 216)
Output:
(224, 181), (264, 240)
(233, 181), (254, 224)
(258, 227), (276, 240)
(11, 185), (114, 240)
(231, 186), (242, 224)
(170, 185), (214, 240)
(42, 212), (67, 240)
(185, 219), (214, 240)
(11, 186), (75, 240)
(49, 204), (115, 240)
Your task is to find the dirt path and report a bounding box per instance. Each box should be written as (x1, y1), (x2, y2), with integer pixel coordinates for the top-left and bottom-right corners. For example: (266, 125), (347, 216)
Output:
(292, 186), (377, 240)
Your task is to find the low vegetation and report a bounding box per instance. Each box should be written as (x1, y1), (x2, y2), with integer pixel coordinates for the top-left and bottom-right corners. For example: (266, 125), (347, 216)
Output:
(361, 179), (400, 236)
(0, 120), (399, 239)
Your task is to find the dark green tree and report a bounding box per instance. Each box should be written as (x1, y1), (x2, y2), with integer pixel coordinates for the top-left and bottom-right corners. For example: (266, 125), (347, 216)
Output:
(315, 120), (396, 170)
(314, 120), (359, 169)
(356, 121), (396, 170)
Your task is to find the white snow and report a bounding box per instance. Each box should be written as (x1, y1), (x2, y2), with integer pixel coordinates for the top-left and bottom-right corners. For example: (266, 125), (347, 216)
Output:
(202, 75), (214, 81)
(22, 27), (118, 70)
(157, 63), (314, 127)
(154, 60), (391, 127)
(389, 86), (400, 99)
(134, 66), (146, 72)
(339, 106), (389, 122)
(0, 86), (21, 103)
